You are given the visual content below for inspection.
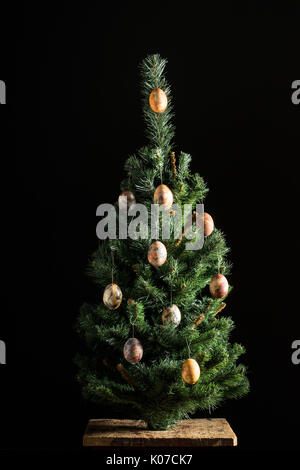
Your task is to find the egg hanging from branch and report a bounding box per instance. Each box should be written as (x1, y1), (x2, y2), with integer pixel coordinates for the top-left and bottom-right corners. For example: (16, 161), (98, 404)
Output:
(209, 274), (229, 299)
(103, 283), (123, 310)
(162, 304), (181, 326)
(148, 241), (167, 267)
(149, 88), (168, 113)
(123, 338), (143, 364)
(118, 190), (136, 211)
(153, 184), (173, 210)
(182, 358), (201, 385)
(195, 212), (214, 236)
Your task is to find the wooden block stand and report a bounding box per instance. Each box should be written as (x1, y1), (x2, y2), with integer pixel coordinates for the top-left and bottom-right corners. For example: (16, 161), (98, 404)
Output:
(83, 418), (237, 447)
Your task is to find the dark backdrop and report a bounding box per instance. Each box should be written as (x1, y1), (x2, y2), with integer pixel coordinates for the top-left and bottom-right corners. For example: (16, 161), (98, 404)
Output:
(0, 1), (299, 455)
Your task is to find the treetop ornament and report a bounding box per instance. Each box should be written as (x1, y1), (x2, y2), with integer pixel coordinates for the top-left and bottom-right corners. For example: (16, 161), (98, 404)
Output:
(149, 88), (168, 113)
(77, 53), (249, 432)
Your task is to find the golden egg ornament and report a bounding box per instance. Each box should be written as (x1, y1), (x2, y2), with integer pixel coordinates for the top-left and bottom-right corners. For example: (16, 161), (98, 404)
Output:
(103, 283), (123, 310)
(209, 273), (229, 299)
(162, 304), (181, 326)
(148, 241), (167, 267)
(153, 184), (173, 211)
(182, 358), (201, 385)
(118, 190), (136, 211)
(123, 337), (143, 364)
(149, 88), (168, 113)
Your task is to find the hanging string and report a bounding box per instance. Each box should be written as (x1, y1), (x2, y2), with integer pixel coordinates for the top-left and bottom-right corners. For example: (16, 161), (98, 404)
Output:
(160, 159), (163, 185)
(130, 300), (138, 338)
(185, 337), (191, 358)
(170, 283), (173, 305)
(111, 249), (114, 284)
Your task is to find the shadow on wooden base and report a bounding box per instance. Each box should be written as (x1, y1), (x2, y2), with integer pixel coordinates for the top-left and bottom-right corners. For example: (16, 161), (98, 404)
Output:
(83, 418), (237, 447)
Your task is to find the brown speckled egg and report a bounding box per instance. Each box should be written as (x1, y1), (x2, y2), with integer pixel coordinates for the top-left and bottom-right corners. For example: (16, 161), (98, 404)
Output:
(148, 241), (167, 267)
(209, 274), (228, 299)
(103, 283), (123, 310)
(123, 338), (143, 364)
(118, 190), (136, 211)
(162, 304), (181, 326)
(149, 88), (168, 113)
(182, 358), (201, 384)
(153, 184), (173, 211)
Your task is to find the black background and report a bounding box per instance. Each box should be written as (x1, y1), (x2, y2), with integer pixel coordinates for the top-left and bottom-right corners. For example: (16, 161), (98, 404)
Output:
(0, 0), (299, 459)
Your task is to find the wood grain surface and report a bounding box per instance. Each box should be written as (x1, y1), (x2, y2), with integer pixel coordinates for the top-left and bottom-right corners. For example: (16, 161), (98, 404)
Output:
(83, 418), (237, 447)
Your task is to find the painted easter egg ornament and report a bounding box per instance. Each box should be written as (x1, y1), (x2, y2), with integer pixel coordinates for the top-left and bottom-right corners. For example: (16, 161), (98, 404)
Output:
(118, 190), (136, 211)
(209, 274), (229, 299)
(182, 358), (201, 385)
(123, 338), (143, 364)
(148, 241), (167, 267)
(162, 304), (181, 326)
(103, 283), (123, 310)
(153, 184), (173, 211)
(149, 88), (168, 113)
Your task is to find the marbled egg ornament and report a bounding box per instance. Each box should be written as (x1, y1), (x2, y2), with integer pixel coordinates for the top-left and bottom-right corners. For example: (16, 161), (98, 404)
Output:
(153, 184), (173, 211)
(149, 88), (168, 113)
(182, 358), (201, 385)
(209, 274), (229, 299)
(203, 212), (214, 236)
(118, 190), (136, 211)
(123, 338), (143, 364)
(195, 211), (214, 236)
(103, 283), (123, 310)
(162, 304), (181, 326)
(148, 241), (167, 267)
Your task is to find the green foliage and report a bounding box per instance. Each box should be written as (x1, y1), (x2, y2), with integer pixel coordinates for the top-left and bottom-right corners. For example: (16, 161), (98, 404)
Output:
(76, 54), (249, 430)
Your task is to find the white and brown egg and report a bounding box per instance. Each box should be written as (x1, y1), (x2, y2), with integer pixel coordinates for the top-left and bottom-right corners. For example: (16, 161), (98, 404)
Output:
(162, 304), (181, 326)
(103, 283), (123, 310)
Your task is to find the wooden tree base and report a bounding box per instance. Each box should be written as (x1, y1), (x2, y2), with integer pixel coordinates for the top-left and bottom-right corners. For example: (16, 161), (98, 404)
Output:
(83, 418), (237, 447)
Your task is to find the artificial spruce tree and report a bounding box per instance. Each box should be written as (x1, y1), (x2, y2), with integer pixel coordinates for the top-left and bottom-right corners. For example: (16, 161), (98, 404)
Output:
(76, 54), (249, 431)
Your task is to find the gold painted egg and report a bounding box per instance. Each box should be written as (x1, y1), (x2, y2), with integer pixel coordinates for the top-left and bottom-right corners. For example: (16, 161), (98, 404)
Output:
(123, 337), (143, 364)
(153, 184), (173, 211)
(182, 358), (201, 384)
(148, 241), (167, 267)
(149, 88), (168, 113)
(103, 283), (123, 310)
(162, 304), (181, 326)
(209, 274), (228, 299)
(118, 190), (136, 211)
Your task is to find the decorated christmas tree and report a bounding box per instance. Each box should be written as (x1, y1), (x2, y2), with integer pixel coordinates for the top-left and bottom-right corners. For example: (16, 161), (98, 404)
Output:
(76, 54), (249, 431)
